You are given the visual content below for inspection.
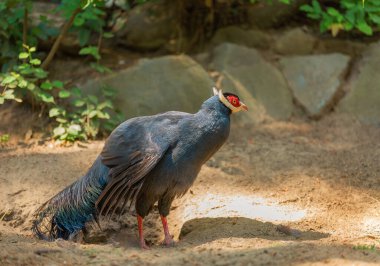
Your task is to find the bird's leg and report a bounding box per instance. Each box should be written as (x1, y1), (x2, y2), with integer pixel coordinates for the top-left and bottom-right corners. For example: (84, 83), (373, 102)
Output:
(137, 215), (150, 250)
(160, 215), (174, 246)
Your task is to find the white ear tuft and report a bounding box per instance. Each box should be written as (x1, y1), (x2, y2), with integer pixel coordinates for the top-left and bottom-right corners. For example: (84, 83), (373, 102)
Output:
(212, 87), (219, 96)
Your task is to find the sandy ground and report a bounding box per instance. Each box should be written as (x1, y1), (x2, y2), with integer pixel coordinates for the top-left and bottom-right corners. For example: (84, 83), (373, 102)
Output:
(0, 114), (380, 265)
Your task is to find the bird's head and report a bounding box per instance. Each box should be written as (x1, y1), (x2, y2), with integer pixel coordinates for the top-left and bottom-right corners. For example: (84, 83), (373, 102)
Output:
(213, 87), (248, 113)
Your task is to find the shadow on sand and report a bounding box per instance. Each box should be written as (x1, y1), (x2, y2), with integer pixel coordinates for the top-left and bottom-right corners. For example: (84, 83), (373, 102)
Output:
(179, 216), (329, 244)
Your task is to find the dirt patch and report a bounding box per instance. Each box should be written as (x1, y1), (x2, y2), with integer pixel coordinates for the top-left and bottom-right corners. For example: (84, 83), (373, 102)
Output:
(1, 114), (380, 265)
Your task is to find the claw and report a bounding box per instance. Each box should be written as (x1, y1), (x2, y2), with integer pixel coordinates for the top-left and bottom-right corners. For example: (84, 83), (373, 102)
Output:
(140, 239), (150, 250)
(162, 235), (175, 247)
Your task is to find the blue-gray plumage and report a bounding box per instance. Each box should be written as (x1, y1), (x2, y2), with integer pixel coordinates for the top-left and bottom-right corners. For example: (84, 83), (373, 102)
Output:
(32, 89), (247, 248)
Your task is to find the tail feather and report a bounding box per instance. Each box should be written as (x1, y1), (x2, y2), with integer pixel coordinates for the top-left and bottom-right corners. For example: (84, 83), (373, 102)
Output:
(32, 156), (109, 240)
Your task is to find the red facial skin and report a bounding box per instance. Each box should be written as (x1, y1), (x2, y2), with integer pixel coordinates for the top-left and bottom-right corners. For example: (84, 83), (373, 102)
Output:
(226, 95), (241, 107)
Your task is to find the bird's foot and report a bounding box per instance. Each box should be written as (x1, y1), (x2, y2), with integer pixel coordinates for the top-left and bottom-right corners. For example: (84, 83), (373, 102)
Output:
(140, 239), (150, 250)
(161, 234), (175, 247)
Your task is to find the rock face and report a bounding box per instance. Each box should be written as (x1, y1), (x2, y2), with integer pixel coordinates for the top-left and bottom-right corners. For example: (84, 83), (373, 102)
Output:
(210, 26), (272, 50)
(280, 54), (350, 117)
(273, 28), (317, 55)
(337, 42), (380, 125)
(210, 43), (293, 121)
(85, 55), (214, 118)
(246, 0), (306, 28)
(116, 2), (176, 51)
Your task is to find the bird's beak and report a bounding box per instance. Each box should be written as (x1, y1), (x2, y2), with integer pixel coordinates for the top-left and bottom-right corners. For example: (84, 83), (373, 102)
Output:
(240, 101), (248, 111)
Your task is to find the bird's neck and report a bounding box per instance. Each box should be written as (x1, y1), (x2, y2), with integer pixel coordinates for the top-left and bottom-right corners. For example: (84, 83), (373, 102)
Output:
(198, 97), (232, 117)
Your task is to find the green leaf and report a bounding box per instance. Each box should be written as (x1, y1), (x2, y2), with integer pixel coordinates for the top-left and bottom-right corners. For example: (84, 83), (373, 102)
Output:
(49, 107), (61, 117)
(4, 89), (14, 95)
(59, 90), (71, 98)
(8, 82), (17, 88)
(0, 96), (4, 104)
(38, 91), (55, 103)
(52, 80), (64, 88)
(88, 110), (98, 118)
(90, 62), (111, 73)
(312, 0), (322, 14)
(53, 126), (66, 137)
(102, 87), (116, 97)
(357, 21), (373, 35)
(0, 134), (9, 142)
(41, 81), (53, 90)
(345, 10), (356, 25)
(79, 46), (101, 60)
(103, 32), (114, 38)
(67, 124), (81, 135)
(56, 117), (68, 123)
(27, 83), (36, 91)
(71, 87), (82, 97)
(74, 15), (85, 26)
(78, 29), (91, 46)
(327, 7), (340, 17)
(18, 52), (29, 59)
(87, 95), (98, 104)
(2, 75), (16, 85)
(73, 99), (85, 107)
(96, 110), (110, 119)
(30, 59), (41, 65)
(97, 100), (113, 110)
(300, 5), (315, 13)
(3, 89), (15, 99)
(59, 133), (68, 140)
(29, 47), (36, 52)
(369, 13), (380, 24)
(18, 79), (27, 88)
(34, 68), (48, 79)
(344, 22), (354, 31)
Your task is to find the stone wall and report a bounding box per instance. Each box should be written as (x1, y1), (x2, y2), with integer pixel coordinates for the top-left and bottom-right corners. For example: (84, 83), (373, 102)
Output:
(86, 24), (380, 127)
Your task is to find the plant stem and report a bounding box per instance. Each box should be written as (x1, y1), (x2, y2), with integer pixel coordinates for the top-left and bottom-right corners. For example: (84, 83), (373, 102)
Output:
(97, 29), (103, 52)
(41, 7), (82, 70)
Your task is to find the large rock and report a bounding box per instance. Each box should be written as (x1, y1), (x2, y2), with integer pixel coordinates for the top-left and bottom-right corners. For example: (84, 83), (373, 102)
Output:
(273, 28), (317, 55)
(316, 38), (368, 57)
(280, 54), (350, 117)
(115, 2), (176, 51)
(84, 55), (214, 118)
(210, 43), (293, 121)
(337, 42), (380, 124)
(210, 26), (272, 50)
(246, 0), (307, 28)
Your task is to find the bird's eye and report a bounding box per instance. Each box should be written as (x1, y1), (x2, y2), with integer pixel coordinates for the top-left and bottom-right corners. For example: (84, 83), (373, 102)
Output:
(232, 99), (237, 105)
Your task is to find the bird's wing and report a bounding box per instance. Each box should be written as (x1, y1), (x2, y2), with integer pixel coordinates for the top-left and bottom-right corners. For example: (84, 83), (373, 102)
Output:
(96, 112), (189, 217)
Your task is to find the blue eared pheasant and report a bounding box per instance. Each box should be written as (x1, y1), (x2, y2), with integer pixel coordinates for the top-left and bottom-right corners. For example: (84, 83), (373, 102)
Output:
(33, 88), (248, 249)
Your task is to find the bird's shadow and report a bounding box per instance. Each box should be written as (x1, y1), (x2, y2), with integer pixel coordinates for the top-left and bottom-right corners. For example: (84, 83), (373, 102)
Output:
(178, 217), (329, 245)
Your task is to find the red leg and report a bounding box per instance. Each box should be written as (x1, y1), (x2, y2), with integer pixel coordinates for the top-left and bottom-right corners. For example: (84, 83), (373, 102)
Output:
(160, 215), (174, 246)
(137, 215), (150, 249)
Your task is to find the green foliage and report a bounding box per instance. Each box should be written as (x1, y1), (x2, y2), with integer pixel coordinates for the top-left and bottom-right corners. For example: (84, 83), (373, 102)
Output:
(59, 0), (106, 46)
(353, 244), (377, 251)
(0, 46), (123, 142)
(0, 45), (48, 105)
(0, 0), (109, 71)
(0, 0), (125, 142)
(0, 134), (9, 143)
(300, 0), (380, 36)
(79, 46), (111, 73)
(0, 0), (56, 71)
(49, 86), (122, 141)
